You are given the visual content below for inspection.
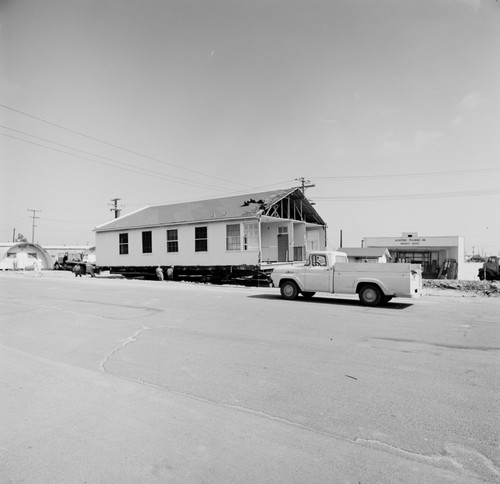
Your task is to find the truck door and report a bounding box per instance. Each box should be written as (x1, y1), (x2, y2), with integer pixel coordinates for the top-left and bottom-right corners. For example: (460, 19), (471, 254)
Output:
(304, 254), (332, 292)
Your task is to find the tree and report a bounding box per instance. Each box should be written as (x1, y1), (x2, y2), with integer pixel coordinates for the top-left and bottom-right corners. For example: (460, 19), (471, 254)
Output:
(15, 233), (28, 243)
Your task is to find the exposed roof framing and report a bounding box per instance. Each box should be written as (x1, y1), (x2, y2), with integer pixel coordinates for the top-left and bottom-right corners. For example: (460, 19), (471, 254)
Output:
(263, 189), (325, 225)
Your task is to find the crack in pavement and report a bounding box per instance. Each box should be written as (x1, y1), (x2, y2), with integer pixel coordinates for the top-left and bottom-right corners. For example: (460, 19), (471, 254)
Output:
(355, 438), (500, 481)
(102, 367), (499, 482)
(99, 325), (151, 373)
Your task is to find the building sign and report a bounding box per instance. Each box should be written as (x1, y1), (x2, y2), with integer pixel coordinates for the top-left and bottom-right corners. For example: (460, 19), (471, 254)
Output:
(363, 235), (462, 250)
(394, 238), (427, 246)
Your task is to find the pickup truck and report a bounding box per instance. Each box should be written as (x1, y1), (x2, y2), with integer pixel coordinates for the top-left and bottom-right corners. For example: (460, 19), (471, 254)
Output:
(270, 251), (422, 306)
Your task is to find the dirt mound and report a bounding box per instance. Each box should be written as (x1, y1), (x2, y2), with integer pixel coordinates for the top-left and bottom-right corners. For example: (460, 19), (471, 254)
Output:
(423, 280), (500, 297)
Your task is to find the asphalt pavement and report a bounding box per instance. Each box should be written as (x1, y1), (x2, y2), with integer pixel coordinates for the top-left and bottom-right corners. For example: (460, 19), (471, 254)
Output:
(1, 270), (499, 483)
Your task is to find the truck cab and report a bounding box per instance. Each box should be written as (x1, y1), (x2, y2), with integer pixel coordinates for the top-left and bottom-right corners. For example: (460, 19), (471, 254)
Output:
(478, 256), (500, 281)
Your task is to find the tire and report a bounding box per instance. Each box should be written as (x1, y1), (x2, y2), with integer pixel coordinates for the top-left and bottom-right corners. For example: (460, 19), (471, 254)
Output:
(280, 281), (299, 300)
(359, 284), (383, 307)
(382, 295), (393, 304)
(302, 292), (316, 299)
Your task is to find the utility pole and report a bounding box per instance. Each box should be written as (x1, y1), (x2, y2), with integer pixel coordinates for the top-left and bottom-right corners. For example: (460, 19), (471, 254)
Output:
(27, 209), (41, 243)
(109, 198), (123, 219)
(294, 177), (315, 193)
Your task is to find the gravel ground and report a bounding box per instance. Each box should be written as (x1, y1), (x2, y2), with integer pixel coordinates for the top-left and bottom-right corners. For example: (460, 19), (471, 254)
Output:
(423, 279), (500, 297)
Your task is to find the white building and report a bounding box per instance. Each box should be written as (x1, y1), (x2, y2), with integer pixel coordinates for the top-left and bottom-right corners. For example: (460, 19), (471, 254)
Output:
(363, 233), (465, 279)
(94, 188), (327, 277)
(0, 242), (53, 270)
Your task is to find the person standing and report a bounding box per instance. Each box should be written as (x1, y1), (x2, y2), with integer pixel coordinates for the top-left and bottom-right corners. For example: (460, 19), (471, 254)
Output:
(33, 257), (43, 277)
(73, 263), (83, 277)
(155, 265), (164, 281)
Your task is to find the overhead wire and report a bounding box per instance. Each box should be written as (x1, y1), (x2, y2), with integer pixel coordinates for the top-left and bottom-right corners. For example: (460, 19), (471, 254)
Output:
(313, 188), (500, 201)
(4, 104), (499, 203)
(0, 103), (250, 188)
(311, 167), (500, 180)
(0, 131), (231, 192)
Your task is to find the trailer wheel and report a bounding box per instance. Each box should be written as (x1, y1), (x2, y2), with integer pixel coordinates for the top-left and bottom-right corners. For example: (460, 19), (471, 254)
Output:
(302, 292), (316, 299)
(359, 284), (383, 306)
(280, 281), (299, 300)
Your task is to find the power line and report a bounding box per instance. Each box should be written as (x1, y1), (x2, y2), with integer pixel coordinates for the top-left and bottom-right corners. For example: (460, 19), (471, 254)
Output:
(39, 217), (96, 225)
(0, 132), (230, 192)
(311, 167), (500, 180)
(314, 188), (500, 201)
(0, 127), (232, 191)
(0, 103), (249, 188)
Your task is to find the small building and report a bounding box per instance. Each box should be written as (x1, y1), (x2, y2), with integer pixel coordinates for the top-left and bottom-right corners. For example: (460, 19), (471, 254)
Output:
(0, 242), (53, 270)
(362, 233), (465, 279)
(340, 247), (392, 263)
(94, 188), (327, 281)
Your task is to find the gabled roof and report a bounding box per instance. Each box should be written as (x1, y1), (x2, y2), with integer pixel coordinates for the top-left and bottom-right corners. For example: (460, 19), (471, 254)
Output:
(95, 188), (325, 232)
(340, 247), (392, 259)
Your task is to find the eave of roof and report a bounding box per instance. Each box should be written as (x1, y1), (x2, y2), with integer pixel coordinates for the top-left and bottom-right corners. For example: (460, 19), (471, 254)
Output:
(95, 188), (314, 232)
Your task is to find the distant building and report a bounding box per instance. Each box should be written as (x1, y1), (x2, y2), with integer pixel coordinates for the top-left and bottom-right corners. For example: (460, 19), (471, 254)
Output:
(94, 188), (327, 274)
(0, 242), (53, 270)
(362, 233), (465, 279)
(340, 247), (392, 263)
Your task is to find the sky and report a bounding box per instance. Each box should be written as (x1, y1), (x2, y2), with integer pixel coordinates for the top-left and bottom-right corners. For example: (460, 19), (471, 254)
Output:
(1, 0), (499, 255)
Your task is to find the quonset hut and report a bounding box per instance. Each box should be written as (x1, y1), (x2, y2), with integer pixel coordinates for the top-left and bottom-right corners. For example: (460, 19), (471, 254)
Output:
(0, 242), (53, 270)
(94, 188), (327, 284)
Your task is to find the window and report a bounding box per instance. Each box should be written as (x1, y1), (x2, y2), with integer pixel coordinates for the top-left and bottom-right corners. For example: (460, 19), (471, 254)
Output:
(311, 254), (327, 266)
(243, 222), (259, 250)
(119, 233), (129, 255)
(195, 226), (207, 252)
(166, 229), (178, 253)
(226, 224), (241, 251)
(142, 231), (152, 254)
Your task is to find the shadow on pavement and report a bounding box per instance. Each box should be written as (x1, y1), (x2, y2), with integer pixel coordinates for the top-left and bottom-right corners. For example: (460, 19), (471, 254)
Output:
(248, 294), (414, 310)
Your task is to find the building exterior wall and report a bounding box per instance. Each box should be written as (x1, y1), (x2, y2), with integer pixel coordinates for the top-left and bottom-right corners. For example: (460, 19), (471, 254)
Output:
(261, 220), (295, 262)
(461, 262), (483, 281)
(363, 235), (466, 279)
(306, 226), (326, 252)
(259, 221), (325, 263)
(96, 219), (260, 267)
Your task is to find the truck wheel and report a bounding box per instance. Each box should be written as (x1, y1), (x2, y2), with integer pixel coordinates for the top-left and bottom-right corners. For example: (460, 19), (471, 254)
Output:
(359, 284), (383, 306)
(280, 281), (299, 300)
(302, 292), (316, 299)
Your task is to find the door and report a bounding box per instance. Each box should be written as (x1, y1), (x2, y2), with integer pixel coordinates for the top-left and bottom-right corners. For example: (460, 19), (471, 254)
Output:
(304, 254), (332, 292)
(278, 234), (288, 262)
